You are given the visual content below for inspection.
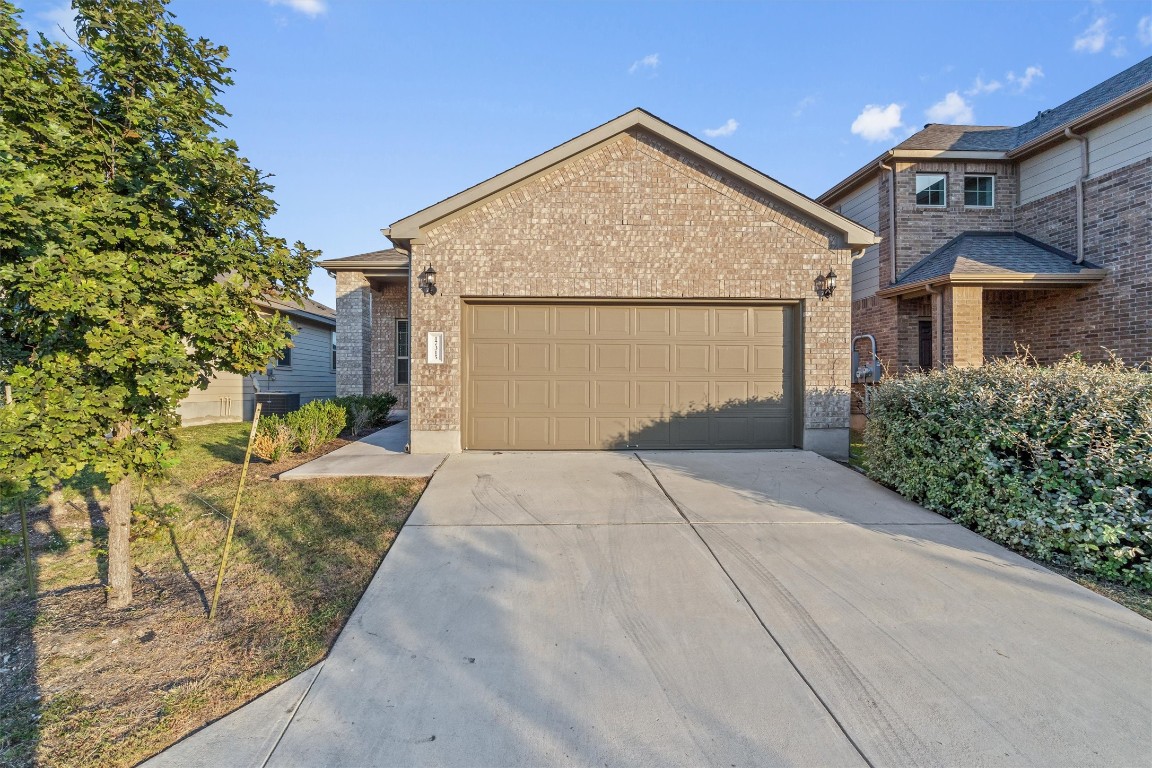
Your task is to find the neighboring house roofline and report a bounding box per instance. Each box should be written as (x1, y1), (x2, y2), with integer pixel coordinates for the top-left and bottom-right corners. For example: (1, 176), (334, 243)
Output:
(257, 295), (337, 329)
(385, 108), (880, 249)
(819, 56), (1152, 206)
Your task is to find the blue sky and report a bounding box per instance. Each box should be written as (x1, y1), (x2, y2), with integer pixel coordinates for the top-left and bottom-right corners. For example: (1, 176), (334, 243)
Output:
(15, 0), (1152, 307)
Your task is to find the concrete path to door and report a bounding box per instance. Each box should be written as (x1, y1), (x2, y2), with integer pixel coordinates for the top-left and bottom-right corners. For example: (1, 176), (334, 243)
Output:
(148, 451), (1152, 768)
(278, 412), (446, 480)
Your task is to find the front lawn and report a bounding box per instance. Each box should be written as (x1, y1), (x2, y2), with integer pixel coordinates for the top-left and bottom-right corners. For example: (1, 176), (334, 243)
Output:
(0, 422), (426, 768)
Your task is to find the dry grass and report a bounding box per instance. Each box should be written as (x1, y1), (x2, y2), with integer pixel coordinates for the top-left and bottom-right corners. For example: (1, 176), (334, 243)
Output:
(0, 422), (425, 768)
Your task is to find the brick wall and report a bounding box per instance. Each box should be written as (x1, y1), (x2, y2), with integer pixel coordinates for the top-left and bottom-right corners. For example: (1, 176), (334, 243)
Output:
(890, 161), (1017, 278)
(334, 271), (372, 396)
(1013, 156), (1152, 364)
(409, 128), (855, 448)
(369, 282), (410, 409)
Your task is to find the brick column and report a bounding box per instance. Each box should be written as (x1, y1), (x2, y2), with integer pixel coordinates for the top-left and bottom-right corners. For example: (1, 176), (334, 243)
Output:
(335, 271), (373, 395)
(943, 285), (984, 368)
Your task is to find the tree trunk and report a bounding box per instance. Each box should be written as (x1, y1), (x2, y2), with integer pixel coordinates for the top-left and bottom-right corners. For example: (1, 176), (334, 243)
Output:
(106, 475), (133, 609)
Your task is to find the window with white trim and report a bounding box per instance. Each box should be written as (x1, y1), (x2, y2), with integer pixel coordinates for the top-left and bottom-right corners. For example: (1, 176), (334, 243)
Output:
(964, 174), (995, 207)
(915, 173), (947, 207)
(396, 319), (410, 385)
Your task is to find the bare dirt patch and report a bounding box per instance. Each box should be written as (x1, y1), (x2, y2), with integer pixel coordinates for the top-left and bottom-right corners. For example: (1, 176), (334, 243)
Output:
(1, 422), (425, 767)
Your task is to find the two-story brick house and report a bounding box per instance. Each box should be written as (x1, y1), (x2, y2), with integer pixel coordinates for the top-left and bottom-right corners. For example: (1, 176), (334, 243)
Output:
(819, 56), (1151, 377)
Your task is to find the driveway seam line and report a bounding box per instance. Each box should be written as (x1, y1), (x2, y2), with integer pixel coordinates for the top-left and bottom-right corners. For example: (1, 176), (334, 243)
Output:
(634, 453), (877, 768)
(261, 661), (327, 768)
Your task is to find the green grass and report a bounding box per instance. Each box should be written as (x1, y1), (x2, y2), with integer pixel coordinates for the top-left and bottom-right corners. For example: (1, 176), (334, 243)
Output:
(0, 421), (426, 768)
(849, 428), (865, 469)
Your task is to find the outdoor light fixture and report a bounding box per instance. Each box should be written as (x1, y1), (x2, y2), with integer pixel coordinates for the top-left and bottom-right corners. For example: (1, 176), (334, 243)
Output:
(418, 264), (438, 296)
(814, 269), (837, 300)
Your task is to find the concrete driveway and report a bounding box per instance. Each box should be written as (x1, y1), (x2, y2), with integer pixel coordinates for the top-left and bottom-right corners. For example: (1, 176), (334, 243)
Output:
(151, 450), (1152, 768)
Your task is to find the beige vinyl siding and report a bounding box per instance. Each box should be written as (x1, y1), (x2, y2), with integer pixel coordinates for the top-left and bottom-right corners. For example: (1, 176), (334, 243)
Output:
(837, 180), (880, 300)
(1087, 101), (1152, 178)
(1019, 140), (1081, 205)
(1019, 102), (1152, 205)
(259, 319), (337, 405)
(177, 371), (245, 425)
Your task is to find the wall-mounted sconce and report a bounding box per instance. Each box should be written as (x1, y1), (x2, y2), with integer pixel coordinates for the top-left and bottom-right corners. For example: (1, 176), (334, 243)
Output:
(814, 269), (837, 300)
(418, 264), (437, 296)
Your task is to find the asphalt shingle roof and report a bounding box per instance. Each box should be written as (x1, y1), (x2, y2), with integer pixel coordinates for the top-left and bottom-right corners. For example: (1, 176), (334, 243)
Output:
(318, 248), (409, 267)
(895, 56), (1152, 152)
(894, 232), (1100, 286)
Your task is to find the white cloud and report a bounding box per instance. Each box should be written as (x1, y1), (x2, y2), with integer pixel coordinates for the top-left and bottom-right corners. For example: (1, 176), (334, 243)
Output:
(1111, 36), (1128, 57)
(703, 118), (739, 138)
(1139, 16), (1152, 46)
(850, 103), (904, 142)
(965, 76), (1002, 96)
(792, 95), (817, 118)
(1007, 65), (1044, 92)
(37, 2), (76, 44)
(628, 53), (660, 75)
(1074, 16), (1110, 53)
(268, 0), (327, 17)
(926, 91), (974, 124)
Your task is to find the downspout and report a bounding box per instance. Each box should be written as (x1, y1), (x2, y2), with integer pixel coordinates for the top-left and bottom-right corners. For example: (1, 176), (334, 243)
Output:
(1064, 127), (1088, 264)
(878, 154), (898, 284)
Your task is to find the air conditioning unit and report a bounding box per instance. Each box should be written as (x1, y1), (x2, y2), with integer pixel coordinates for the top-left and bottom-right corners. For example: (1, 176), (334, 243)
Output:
(255, 392), (300, 415)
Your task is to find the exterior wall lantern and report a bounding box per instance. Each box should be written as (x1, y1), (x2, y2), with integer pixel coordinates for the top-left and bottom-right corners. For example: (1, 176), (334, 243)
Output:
(417, 264), (438, 296)
(814, 269), (837, 300)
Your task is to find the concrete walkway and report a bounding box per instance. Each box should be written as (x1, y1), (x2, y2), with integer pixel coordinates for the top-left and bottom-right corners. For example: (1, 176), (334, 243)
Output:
(148, 451), (1152, 768)
(278, 413), (445, 479)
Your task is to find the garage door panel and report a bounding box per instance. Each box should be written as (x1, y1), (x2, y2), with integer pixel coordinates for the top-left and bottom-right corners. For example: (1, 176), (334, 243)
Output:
(514, 380), (549, 409)
(472, 343), (509, 372)
(596, 306), (631, 335)
(597, 345), (631, 372)
(555, 306), (591, 335)
(557, 344), (591, 371)
(555, 417), (591, 446)
(473, 306), (510, 334)
(715, 345), (750, 373)
(596, 417), (630, 446)
(676, 345), (710, 372)
(555, 380), (591, 408)
(636, 307), (670, 335)
(465, 303), (794, 450)
(514, 417), (549, 445)
(675, 307), (710, 335)
(514, 306), (549, 334)
(514, 344), (550, 372)
(636, 344), (671, 372)
(716, 309), (749, 336)
(596, 380), (630, 408)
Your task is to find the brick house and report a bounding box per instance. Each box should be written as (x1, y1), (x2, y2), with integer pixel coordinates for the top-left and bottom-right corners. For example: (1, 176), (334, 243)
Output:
(320, 109), (877, 458)
(819, 57), (1151, 380)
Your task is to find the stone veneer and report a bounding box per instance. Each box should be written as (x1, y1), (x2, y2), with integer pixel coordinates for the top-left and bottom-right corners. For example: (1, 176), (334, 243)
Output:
(406, 128), (856, 456)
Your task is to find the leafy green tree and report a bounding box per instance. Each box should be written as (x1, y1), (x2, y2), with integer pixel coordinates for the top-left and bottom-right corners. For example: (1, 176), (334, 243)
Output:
(0, 0), (316, 608)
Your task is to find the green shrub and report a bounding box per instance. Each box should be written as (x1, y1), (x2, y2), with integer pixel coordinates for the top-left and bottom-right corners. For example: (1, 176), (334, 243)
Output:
(865, 356), (1152, 589)
(253, 415), (294, 462)
(285, 399), (347, 452)
(332, 392), (397, 431)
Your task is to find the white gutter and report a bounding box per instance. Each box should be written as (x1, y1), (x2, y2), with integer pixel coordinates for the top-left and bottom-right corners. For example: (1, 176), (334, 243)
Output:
(1063, 127), (1089, 264)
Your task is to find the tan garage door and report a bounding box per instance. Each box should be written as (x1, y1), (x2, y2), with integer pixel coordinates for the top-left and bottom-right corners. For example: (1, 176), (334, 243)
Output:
(463, 302), (796, 450)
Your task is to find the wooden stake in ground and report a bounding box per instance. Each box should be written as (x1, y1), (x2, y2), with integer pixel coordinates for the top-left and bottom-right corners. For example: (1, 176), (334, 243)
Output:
(209, 403), (263, 620)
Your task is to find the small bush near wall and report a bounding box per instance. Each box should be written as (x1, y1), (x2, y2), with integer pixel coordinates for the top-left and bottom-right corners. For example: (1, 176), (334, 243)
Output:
(865, 356), (1152, 589)
(332, 393), (398, 433)
(286, 400), (348, 452)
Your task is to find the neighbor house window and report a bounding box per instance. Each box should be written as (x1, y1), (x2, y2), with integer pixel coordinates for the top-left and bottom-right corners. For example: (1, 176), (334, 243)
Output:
(396, 319), (410, 385)
(276, 329), (293, 367)
(964, 175), (995, 207)
(915, 173), (947, 207)
(331, 333), (337, 370)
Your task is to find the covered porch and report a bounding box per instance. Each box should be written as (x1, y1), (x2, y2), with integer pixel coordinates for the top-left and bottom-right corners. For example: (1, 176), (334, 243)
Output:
(878, 232), (1108, 369)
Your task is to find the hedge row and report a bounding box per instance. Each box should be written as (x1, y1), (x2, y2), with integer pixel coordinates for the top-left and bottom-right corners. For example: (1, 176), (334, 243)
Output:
(864, 356), (1152, 589)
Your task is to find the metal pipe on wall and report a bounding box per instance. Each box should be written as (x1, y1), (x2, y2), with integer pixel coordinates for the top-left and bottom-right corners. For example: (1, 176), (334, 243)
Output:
(1064, 127), (1089, 264)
